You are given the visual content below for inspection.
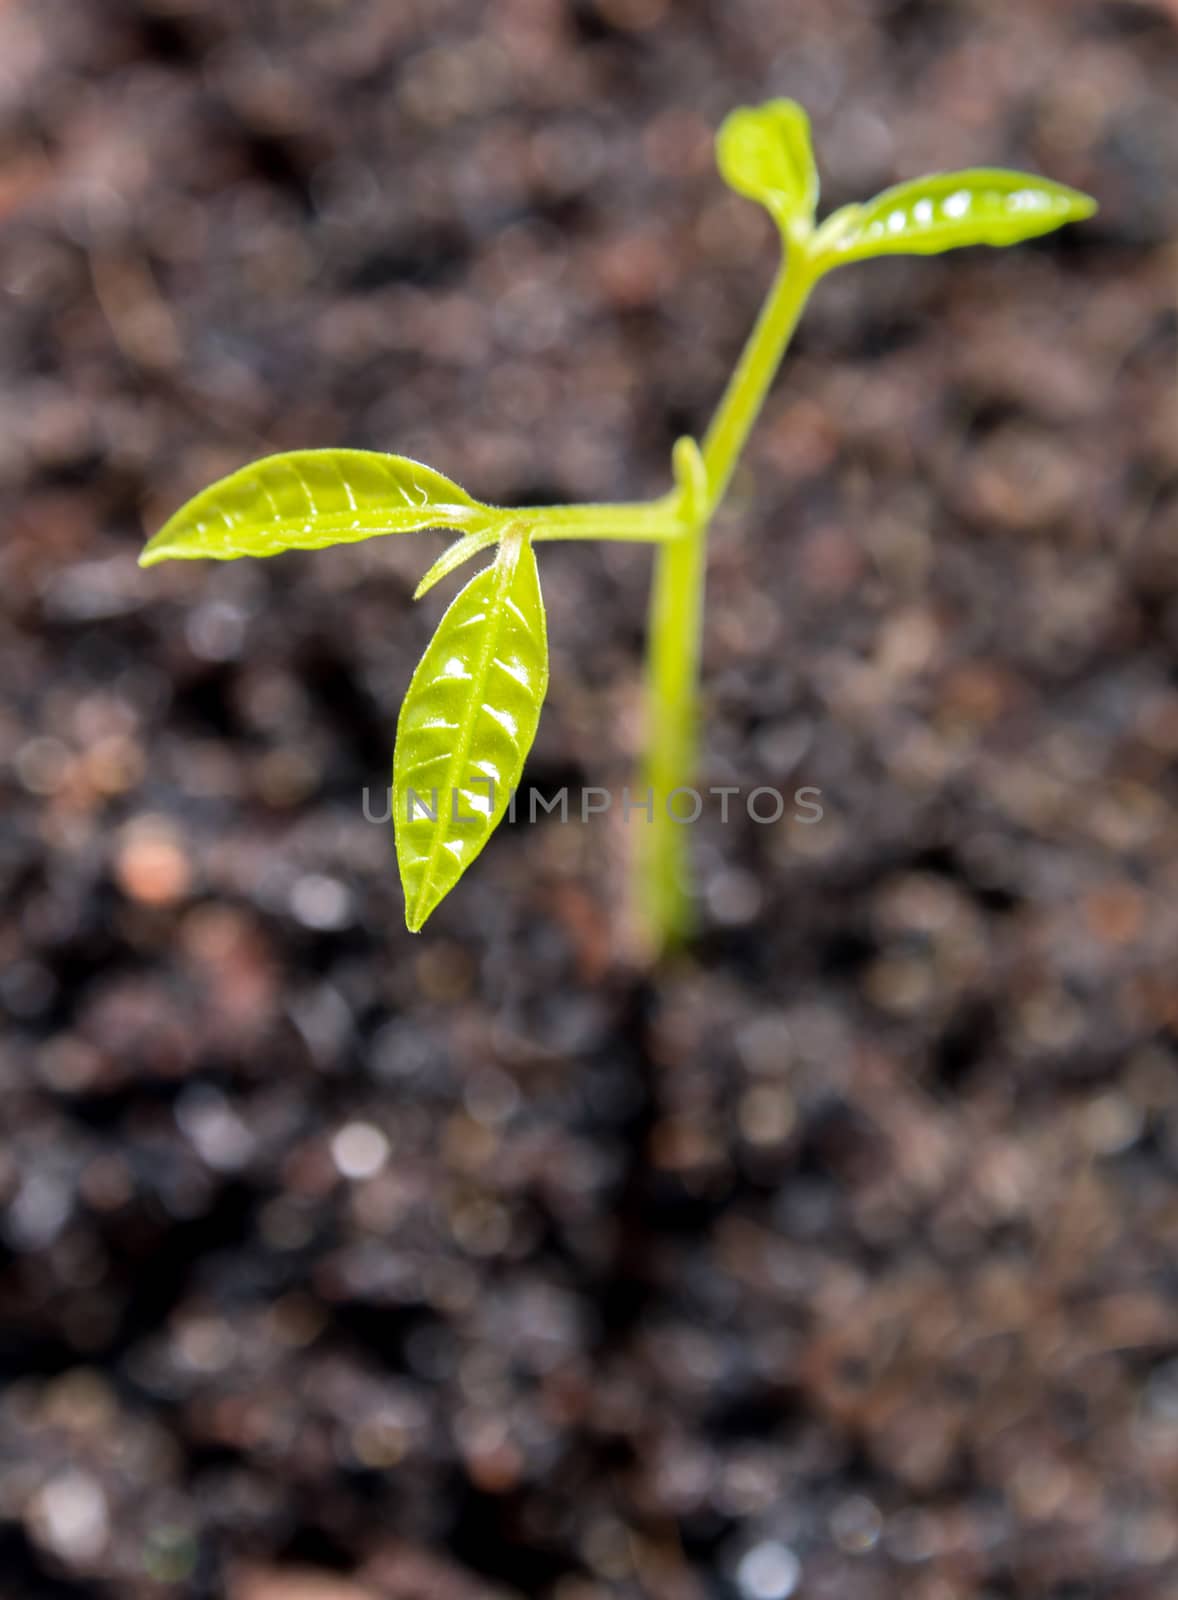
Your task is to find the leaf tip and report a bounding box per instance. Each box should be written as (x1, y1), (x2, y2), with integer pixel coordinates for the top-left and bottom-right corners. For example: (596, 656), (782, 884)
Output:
(1070, 189), (1099, 222)
(404, 884), (438, 933)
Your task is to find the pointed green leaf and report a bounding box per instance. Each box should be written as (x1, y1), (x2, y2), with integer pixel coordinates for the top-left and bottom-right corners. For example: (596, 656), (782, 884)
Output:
(414, 527), (501, 599)
(394, 526), (548, 932)
(716, 99), (819, 235)
(139, 449), (488, 567)
(811, 169), (1096, 271)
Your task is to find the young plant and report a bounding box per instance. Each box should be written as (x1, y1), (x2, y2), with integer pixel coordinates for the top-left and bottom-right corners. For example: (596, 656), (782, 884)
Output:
(140, 101), (1095, 948)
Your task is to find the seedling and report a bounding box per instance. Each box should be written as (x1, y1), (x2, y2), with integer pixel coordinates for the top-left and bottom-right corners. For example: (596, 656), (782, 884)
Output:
(141, 101), (1095, 948)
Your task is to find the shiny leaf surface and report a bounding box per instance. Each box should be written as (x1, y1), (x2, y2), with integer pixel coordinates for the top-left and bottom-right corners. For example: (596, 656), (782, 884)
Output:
(811, 169), (1096, 270)
(140, 449), (486, 566)
(716, 99), (819, 233)
(394, 527), (548, 932)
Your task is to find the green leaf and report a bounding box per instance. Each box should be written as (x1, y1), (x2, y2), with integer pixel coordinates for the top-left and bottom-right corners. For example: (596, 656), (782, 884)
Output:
(139, 449), (488, 567)
(716, 99), (819, 235)
(414, 527), (501, 599)
(671, 436), (707, 524)
(394, 526), (549, 932)
(811, 169), (1097, 271)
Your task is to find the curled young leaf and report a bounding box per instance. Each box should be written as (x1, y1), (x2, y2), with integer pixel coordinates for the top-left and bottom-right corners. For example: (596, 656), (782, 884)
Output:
(716, 99), (819, 236)
(671, 436), (708, 525)
(394, 526), (548, 932)
(811, 169), (1097, 271)
(139, 449), (487, 567)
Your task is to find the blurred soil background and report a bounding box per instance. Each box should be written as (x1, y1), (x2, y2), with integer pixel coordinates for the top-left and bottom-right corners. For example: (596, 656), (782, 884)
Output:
(2, 1), (1178, 1596)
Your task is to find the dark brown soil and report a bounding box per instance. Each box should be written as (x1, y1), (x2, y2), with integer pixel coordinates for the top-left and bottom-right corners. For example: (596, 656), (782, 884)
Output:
(2, 2), (1178, 1597)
